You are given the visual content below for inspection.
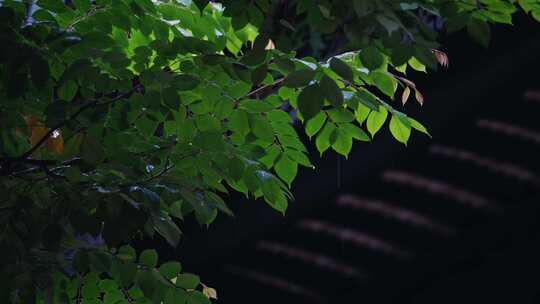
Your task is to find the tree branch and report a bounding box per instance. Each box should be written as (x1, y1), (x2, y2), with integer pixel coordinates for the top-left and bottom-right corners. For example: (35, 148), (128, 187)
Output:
(18, 87), (139, 160)
(246, 78), (285, 98)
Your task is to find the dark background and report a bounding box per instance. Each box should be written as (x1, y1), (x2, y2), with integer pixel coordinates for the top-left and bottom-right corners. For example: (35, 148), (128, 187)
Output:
(150, 14), (540, 304)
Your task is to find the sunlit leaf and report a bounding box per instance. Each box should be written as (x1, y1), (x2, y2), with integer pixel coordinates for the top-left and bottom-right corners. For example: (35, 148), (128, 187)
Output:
(366, 106), (388, 137)
(389, 114), (411, 145)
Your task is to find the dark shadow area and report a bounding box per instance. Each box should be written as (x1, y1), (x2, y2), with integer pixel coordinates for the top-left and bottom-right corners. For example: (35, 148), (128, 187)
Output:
(146, 14), (540, 304)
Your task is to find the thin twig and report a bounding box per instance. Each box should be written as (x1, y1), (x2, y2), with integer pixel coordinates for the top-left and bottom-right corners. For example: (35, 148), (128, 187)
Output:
(246, 78), (285, 98)
(19, 101), (97, 159)
(143, 151), (174, 184)
(76, 281), (83, 304)
(19, 88), (137, 160)
(121, 287), (135, 304)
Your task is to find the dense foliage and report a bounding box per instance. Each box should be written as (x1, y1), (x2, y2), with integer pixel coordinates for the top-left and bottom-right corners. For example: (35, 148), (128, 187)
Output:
(1, 0), (539, 303)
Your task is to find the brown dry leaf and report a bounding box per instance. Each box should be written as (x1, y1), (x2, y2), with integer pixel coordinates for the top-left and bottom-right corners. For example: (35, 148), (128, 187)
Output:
(202, 284), (218, 300)
(26, 116), (64, 156)
(402, 86), (411, 105)
(415, 88), (424, 106)
(28, 117), (48, 154)
(46, 129), (64, 155)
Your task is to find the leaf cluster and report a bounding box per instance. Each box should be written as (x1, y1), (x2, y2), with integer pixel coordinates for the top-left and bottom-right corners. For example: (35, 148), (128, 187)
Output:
(0, 0), (536, 302)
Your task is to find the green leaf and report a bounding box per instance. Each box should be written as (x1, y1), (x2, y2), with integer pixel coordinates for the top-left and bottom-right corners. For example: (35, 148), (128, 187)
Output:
(193, 199), (218, 226)
(341, 123), (370, 141)
(82, 279), (100, 299)
(327, 108), (355, 123)
(134, 0), (156, 12)
(173, 74), (201, 91)
(408, 117), (431, 137)
(297, 84), (324, 120)
(170, 201), (184, 220)
(285, 149), (313, 168)
(81, 31), (116, 49)
(38, 0), (69, 12)
(152, 215), (182, 247)
(274, 58), (296, 73)
(247, 4), (264, 26)
(268, 110), (292, 123)
(165, 288), (188, 304)
(251, 64), (268, 85)
(259, 174), (288, 213)
(118, 262), (138, 287)
(391, 46), (414, 66)
(230, 110), (250, 139)
(227, 157), (245, 181)
(58, 80), (78, 101)
(315, 122), (336, 155)
(81, 135), (105, 165)
(518, 0), (537, 12)
(117, 245), (136, 262)
(239, 100), (276, 114)
(332, 129), (353, 157)
(356, 90), (380, 111)
(329, 57), (353, 81)
(138, 269), (167, 301)
(73, 250), (89, 273)
(376, 14), (400, 34)
(355, 103), (371, 124)
(414, 47), (438, 69)
(305, 112), (327, 138)
(135, 115), (159, 138)
(251, 116), (275, 142)
(187, 290), (212, 304)
(159, 261), (182, 280)
(241, 49), (267, 66)
(215, 99), (235, 120)
(99, 279), (119, 293)
(162, 87), (180, 109)
(283, 69), (316, 88)
(139, 249), (158, 268)
(203, 193), (231, 218)
(88, 251), (112, 273)
(176, 273), (200, 289)
(371, 71), (397, 97)
(408, 57), (427, 73)
(275, 154), (297, 187)
(366, 106), (388, 137)
(359, 46), (384, 70)
(195, 115), (221, 132)
(320, 75), (343, 107)
(467, 18), (491, 48)
(533, 10), (540, 22)
(353, 0), (375, 17)
(109, 8), (132, 31)
(389, 114), (411, 145)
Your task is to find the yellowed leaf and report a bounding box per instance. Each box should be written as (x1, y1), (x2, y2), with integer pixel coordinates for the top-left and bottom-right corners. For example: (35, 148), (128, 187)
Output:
(415, 88), (424, 106)
(265, 39), (275, 50)
(402, 86), (411, 105)
(202, 284), (218, 300)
